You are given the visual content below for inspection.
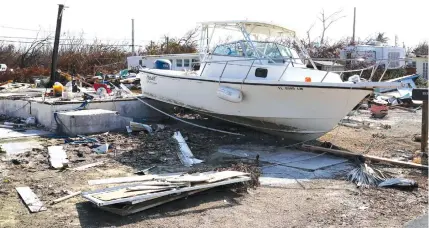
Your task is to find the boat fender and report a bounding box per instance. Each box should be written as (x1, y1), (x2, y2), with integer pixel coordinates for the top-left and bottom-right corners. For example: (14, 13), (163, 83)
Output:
(217, 86), (243, 103)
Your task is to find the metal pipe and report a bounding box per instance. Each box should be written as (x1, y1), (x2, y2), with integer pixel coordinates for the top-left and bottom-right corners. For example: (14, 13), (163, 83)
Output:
(278, 62), (291, 81)
(243, 60), (256, 82)
(320, 59), (337, 82)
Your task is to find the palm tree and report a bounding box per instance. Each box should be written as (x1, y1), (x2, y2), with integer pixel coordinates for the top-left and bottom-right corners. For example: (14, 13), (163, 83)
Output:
(375, 32), (389, 43)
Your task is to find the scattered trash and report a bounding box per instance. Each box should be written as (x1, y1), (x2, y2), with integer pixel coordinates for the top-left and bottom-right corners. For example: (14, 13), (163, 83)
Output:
(173, 131), (203, 167)
(370, 100), (388, 118)
(92, 143), (109, 154)
(51, 191), (82, 204)
(155, 124), (166, 131)
(347, 163), (390, 188)
(129, 121), (153, 134)
(66, 135), (98, 144)
(82, 171), (251, 215)
(25, 117), (36, 125)
(134, 165), (157, 175)
(48, 146), (69, 169)
(16, 186), (47, 213)
(378, 178), (418, 190)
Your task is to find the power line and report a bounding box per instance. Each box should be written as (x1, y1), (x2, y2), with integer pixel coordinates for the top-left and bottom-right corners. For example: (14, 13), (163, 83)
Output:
(0, 25), (54, 33)
(0, 39), (144, 47)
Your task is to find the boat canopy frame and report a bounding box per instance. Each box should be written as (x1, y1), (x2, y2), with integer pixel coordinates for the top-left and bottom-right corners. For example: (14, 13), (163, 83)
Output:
(198, 21), (318, 69)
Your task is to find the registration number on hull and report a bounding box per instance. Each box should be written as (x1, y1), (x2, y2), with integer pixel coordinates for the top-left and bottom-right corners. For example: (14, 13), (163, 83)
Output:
(278, 86), (303, 91)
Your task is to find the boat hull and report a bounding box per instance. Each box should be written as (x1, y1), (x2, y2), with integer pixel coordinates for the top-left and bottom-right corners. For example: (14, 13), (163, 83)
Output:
(140, 70), (372, 140)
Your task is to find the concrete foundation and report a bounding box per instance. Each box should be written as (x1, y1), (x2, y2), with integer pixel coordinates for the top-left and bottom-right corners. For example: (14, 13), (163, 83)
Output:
(56, 109), (132, 136)
(0, 96), (170, 131)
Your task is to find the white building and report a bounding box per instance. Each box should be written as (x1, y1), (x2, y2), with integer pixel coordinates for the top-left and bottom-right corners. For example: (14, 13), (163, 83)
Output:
(340, 42), (406, 69)
(412, 55), (428, 79)
(127, 53), (199, 71)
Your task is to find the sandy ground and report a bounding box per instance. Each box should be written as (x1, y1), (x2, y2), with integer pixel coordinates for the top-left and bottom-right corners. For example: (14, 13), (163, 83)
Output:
(0, 109), (427, 228)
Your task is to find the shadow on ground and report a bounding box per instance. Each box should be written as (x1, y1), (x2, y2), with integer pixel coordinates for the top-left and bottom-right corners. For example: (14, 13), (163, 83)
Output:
(76, 187), (242, 228)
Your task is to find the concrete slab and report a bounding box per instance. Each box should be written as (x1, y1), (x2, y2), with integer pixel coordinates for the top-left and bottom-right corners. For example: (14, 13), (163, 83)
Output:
(405, 214), (428, 228)
(0, 140), (43, 156)
(56, 109), (132, 136)
(218, 145), (348, 171)
(218, 145), (352, 187)
(0, 128), (52, 141)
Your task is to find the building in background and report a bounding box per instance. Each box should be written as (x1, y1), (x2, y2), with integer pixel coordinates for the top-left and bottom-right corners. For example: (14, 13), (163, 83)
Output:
(339, 41), (406, 69)
(127, 54), (199, 71)
(412, 54), (428, 79)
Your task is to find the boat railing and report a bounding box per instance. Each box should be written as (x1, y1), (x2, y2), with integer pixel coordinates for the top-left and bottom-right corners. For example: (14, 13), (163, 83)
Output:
(195, 57), (410, 83)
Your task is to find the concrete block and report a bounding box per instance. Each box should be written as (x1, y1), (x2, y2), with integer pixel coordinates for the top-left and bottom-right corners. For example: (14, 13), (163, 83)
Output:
(56, 109), (132, 136)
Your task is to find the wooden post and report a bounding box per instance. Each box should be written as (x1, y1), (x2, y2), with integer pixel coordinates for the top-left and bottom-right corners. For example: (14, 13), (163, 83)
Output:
(412, 88), (428, 170)
(422, 100), (428, 153)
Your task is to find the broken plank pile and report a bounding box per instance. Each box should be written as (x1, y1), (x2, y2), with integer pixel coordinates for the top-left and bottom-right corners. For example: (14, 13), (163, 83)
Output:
(82, 171), (250, 216)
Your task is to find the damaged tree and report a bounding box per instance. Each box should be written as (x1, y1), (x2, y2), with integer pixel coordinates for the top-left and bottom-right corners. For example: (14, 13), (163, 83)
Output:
(317, 9), (346, 45)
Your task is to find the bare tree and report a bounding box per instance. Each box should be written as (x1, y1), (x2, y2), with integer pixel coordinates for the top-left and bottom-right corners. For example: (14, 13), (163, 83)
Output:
(18, 33), (51, 68)
(306, 22), (315, 45)
(317, 9), (346, 45)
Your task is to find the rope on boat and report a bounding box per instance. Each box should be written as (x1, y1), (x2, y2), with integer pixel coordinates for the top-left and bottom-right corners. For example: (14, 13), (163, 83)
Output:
(135, 97), (244, 136)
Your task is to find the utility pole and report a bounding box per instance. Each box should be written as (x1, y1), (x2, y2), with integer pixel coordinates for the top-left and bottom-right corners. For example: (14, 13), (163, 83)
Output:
(165, 36), (169, 54)
(49, 4), (65, 86)
(131, 19), (135, 55)
(352, 7), (356, 45)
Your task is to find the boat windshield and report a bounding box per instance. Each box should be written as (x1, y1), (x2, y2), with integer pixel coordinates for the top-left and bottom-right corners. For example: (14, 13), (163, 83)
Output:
(212, 41), (303, 64)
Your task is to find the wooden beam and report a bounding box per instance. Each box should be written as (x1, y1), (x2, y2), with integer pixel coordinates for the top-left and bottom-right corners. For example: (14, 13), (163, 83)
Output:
(422, 101), (428, 153)
(16, 187), (47, 213)
(52, 191), (82, 204)
(71, 161), (104, 171)
(301, 144), (428, 169)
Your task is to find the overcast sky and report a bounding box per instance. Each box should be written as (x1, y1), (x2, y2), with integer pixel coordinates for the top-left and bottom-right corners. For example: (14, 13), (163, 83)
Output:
(1, 0), (428, 49)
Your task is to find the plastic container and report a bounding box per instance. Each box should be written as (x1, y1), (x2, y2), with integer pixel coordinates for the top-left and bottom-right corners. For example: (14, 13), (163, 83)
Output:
(52, 82), (63, 96)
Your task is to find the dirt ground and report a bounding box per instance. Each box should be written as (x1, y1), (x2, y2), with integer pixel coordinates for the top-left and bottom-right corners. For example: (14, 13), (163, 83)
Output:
(0, 109), (427, 228)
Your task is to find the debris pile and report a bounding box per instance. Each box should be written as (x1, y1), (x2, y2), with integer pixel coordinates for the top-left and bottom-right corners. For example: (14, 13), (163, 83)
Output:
(82, 171), (251, 216)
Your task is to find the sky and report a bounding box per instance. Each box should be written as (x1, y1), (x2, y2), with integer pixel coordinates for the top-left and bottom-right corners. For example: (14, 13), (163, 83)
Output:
(0, 0), (428, 50)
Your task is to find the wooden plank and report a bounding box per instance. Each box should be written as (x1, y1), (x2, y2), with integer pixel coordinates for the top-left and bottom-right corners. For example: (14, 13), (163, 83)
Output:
(93, 188), (168, 201)
(52, 191), (81, 204)
(126, 185), (177, 192)
(71, 161), (104, 171)
(88, 173), (185, 185)
(165, 175), (211, 183)
(16, 187), (47, 213)
(48, 146), (68, 169)
(206, 171), (249, 183)
(100, 189), (208, 216)
(88, 175), (157, 185)
(302, 144), (428, 169)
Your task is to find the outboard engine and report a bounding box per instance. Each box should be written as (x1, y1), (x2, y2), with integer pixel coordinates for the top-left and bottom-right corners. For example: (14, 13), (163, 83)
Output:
(154, 59), (172, 70)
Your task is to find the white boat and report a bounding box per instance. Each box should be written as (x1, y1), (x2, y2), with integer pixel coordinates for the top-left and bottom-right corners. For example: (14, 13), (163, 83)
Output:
(139, 21), (402, 141)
